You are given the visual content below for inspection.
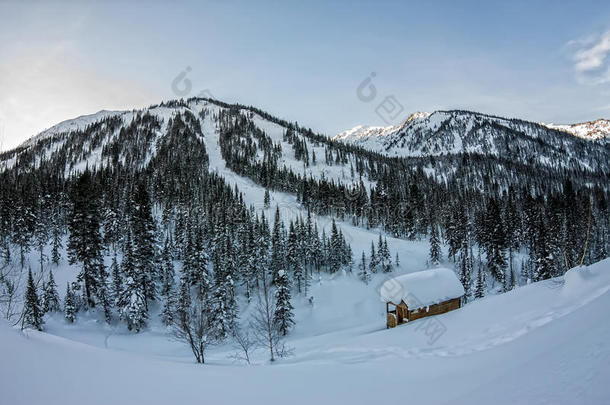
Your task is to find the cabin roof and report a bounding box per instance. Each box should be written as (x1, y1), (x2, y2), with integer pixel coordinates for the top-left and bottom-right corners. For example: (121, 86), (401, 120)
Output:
(380, 267), (465, 308)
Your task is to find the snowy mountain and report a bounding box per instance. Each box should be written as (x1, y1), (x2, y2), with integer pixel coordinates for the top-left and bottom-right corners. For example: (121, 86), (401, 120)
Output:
(20, 110), (125, 148)
(541, 118), (610, 141)
(0, 97), (609, 405)
(333, 110), (610, 172)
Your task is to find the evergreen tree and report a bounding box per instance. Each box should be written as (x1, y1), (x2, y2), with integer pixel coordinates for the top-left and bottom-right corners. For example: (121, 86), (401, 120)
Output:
(131, 182), (158, 307)
(273, 269), (294, 336)
(533, 216), (554, 281)
(160, 239), (176, 326)
(358, 251), (370, 284)
(379, 236), (392, 272)
(484, 198), (507, 284)
(369, 241), (378, 273)
(64, 282), (77, 323)
(110, 254), (122, 305)
(429, 224), (441, 266)
(117, 232), (147, 331)
(329, 220), (343, 273)
(23, 269), (43, 330)
(51, 224), (62, 266)
(264, 189), (271, 208)
(475, 266), (485, 299)
(458, 243), (473, 302)
(42, 270), (60, 313)
(210, 260), (231, 341)
(67, 169), (108, 309)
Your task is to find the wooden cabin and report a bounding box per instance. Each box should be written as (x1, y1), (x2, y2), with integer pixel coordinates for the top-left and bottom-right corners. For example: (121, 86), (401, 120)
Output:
(380, 267), (465, 328)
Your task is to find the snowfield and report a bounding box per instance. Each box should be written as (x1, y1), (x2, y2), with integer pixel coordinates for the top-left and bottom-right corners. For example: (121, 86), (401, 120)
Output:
(2, 258), (610, 404)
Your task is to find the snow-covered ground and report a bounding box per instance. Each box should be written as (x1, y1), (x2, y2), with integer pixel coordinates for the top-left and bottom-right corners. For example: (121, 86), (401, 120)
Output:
(2, 258), (610, 404)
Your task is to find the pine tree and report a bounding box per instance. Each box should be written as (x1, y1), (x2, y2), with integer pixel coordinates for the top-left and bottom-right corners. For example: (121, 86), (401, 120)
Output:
(23, 269), (43, 330)
(160, 239), (176, 326)
(358, 251), (370, 284)
(131, 182), (158, 307)
(429, 224), (441, 266)
(533, 216), (555, 281)
(117, 232), (147, 331)
(42, 270), (60, 313)
(484, 198), (507, 284)
(64, 282), (77, 323)
(264, 189), (271, 208)
(379, 236), (391, 272)
(329, 220), (343, 273)
(475, 266), (485, 299)
(110, 254), (122, 305)
(273, 269), (294, 336)
(369, 241), (378, 273)
(51, 224), (61, 265)
(67, 168), (108, 309)
(459, 243), (472, 302)
(210, 260), (231, 341)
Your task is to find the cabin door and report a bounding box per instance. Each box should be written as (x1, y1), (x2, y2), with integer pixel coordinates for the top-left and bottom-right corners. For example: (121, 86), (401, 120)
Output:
(397, 305), (403, 324)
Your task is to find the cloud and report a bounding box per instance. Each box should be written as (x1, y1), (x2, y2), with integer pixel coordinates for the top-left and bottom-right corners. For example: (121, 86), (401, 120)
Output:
(570, 30), (610, 85)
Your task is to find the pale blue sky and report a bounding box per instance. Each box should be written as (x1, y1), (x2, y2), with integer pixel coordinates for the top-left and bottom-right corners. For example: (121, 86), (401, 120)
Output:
(1, 0), (610, 150)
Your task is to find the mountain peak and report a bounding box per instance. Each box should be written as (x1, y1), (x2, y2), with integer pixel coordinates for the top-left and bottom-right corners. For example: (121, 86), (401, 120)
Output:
(540, 118), (610, 140)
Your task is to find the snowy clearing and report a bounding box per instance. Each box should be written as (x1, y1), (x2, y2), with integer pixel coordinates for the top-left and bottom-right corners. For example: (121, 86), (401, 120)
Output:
(2, 258), (609, 404)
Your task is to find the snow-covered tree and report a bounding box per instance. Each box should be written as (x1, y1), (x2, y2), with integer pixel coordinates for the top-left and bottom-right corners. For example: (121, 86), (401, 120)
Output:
(429, 224), (441, 266)
(369, 241), (378, 273)
(23, 269), (43, 330)
(117, 233), (147, 331)
(474, 266), (485, 299)
(64, 282), (77, 323)
(358, 251), (370, 284)
(160, 239), (176, 326)
(273, 270), (294, 336)
(42, 270), (60, 313)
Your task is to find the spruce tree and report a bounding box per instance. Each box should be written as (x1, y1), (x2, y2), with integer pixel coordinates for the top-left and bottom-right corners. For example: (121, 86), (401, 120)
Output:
(273, 269), (294, 336)
(475, 266), (485, 299)
(64, 282), (77, 323)
(329, 220), (343, 273)
(369, 241), (378, 273)
(117, 232), (147, 331)
(67, 168), (108, 309)
(459, 243), (472, 302)
(264, 189), (271, 208)
(160, 239), (176, 326)
(358, 251), (370, 284)
(210, 259), (231, 341)
(131, 182), (158, 306)
(110, 254), (122, 305)
(51, 224), (61, 266)
(42, 270), (60, 313)
(23, 269), (43, 330)
(429, 224), (441, 266)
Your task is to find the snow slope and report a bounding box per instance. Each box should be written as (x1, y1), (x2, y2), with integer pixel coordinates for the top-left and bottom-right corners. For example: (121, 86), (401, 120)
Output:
(19, 110), (126, 148)
(2, 258), (610, 404)
(541, 119), (610, 141)
(334, 110), (610, 164)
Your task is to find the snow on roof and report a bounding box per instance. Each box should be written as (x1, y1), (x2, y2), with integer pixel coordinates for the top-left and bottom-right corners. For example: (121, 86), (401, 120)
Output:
(380, 267), (464, 308)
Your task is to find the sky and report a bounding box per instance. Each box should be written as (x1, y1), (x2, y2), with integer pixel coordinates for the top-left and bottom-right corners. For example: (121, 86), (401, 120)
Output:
(1, 0), (610, 151)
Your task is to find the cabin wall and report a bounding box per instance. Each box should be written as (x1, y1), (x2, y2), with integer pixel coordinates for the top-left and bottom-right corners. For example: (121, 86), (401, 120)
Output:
(407, 297), (461, 322)
(386, 297), (462, 328)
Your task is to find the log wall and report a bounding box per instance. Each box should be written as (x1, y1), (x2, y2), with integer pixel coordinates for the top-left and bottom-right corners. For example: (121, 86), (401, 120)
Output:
(407, 297), (461, 322)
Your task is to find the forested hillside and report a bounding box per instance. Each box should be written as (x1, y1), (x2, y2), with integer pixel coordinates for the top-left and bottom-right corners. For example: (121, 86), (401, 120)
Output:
(0, 98), (608, 362)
